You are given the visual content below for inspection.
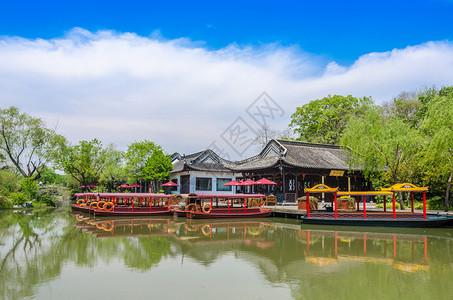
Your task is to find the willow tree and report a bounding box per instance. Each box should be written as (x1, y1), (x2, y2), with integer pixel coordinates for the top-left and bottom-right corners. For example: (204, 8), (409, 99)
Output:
(341, 107), (421, 209)
(422, 87), (453, 211)
(0, 106), (65, 179)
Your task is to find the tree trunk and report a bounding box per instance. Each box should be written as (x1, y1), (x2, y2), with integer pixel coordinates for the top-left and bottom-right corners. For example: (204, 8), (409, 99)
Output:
(445, 166), (453, 212)
(393, 172), (405, 210)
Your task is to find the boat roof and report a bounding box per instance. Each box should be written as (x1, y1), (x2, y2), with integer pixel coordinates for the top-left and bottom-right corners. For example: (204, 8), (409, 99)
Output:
(74, 193), (174, 198)
(188, 193), (266, 198)
(304, 184), (339, 193)
(381, 183), (428, 192)
(338, 191), (393, 196)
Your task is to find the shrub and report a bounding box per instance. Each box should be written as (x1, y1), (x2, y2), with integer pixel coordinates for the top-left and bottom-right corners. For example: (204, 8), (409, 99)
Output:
(0, 195), (13, 209)
(19, 177), (38, 201)
(376, 202), (401, 209)
(10, 192), (27, 205)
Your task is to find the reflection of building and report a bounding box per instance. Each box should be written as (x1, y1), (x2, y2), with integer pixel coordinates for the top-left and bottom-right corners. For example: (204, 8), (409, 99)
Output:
(171, 139), (368, 201)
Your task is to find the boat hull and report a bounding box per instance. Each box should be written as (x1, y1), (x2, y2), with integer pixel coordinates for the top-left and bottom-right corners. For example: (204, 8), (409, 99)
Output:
(71, 205), (172, 216)
(186, 210), (272, 219)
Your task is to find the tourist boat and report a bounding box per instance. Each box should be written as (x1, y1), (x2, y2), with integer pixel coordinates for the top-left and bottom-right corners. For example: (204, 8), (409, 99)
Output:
(175, 193), (272, 219)
(300, 184), (451, 227)
(72, 192), (177, 216)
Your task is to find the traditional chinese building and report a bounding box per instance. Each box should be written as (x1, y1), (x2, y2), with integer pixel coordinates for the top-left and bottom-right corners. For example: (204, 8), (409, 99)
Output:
(170, 139), (369, 202)
(170, 149), (238, 194)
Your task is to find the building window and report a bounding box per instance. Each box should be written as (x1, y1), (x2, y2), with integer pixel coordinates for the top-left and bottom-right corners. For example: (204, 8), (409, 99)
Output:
(216, 178), (232, 191)
(196, 177), (212, 191)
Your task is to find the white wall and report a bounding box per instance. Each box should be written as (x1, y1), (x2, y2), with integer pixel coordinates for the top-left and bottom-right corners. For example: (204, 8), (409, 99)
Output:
(171, 171), (236, 194)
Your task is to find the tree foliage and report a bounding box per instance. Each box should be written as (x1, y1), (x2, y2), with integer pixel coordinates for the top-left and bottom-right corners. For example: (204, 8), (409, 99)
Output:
(0, 106), (65, 179)
(124, 140), (172, 192)
(99, 144), (125, 191)
(341, 107), (422, 209)
(421, 86), (453, 210)
(290, 95), (372, 144)
(54, 139), (108, 186)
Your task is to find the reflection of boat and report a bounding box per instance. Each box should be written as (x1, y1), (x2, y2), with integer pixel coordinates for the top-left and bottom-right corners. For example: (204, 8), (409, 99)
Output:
(73, 213), (178, 238)
(175, 193), (272, 219)
(302, 212), (451, 227)
(71, 193), (176, 216)
(300, 228), (430, 273)
(72, 213), (275, 247)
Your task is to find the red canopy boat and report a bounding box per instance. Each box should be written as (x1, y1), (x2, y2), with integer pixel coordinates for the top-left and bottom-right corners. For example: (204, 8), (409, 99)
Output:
(178, 193), (272, 219)
(72, 192), (176, 216)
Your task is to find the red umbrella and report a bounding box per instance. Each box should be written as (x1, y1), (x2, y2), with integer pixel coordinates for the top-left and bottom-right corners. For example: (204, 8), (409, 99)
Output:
(255, 178), (277, 185)
(242, 179), (257, 186)
(129, 183), (143, 188)
(119, 184), (130, 188)
(87, 184), (98, 188)
(161, 181), (180, 187)
(79, 185), (86, 189)
(222, 180), (241, 186)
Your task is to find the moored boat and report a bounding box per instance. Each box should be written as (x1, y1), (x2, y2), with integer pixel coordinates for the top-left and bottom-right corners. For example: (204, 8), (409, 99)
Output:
(177, 193), (272, 219)
(71, 192), (177, 216)
(301, 183), (451, 228)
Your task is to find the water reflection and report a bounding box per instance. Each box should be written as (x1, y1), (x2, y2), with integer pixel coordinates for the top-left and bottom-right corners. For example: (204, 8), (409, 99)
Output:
(2, 209), (453, 300)
(301, 229), (428, 273)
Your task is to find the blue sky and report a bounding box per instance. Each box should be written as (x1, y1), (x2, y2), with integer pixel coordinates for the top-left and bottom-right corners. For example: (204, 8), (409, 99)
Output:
(1, 0), (452, 64)
(1, 1), (453, 158)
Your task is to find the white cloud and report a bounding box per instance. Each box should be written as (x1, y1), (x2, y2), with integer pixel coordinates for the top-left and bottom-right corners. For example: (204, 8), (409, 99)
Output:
(0, 28), (452, 158)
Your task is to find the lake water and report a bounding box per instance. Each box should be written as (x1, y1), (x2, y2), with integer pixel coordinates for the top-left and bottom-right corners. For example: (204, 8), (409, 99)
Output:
(1, 209), (453, 300)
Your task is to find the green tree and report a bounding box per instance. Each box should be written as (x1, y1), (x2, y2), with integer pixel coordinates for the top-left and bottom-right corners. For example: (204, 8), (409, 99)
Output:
(54, 139), (107, 187)
(99, 144), (125, 191)
(341, 107), (422, 209)
(143, 148), (173, 192)
(421, 86), (453, 211)
(0, 106), (66, 179)
(124, 140), (172, 192)
(289, 95), (373, 144)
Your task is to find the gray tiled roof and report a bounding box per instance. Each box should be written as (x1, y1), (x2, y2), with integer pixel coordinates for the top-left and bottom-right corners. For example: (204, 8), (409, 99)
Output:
(277, 140), (349, 170)
(171, 139), (357, 174)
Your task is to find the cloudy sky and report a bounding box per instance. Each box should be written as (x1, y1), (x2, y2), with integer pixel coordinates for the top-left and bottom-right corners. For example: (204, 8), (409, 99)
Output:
(1, 0), (452, 159)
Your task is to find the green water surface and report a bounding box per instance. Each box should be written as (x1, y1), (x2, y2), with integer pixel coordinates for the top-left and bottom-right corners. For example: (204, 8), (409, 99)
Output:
(1, 209), (453, 300)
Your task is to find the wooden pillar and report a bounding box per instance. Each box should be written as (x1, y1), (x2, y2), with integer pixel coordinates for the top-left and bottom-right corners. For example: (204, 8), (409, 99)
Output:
(334, 192), (337, 219)
(356, 196), (360, 211)
(348, 176), (351, 192)
(363, 195), (366, 219)
(411, 192), (414, 213)
(321, 175), (325, 201)
(383, 195), (386, 212)
(393, 191), (396, 219)
(282, 167), (286, 201)
(423, 191), (427, 219)
(295, 173), (299, 199)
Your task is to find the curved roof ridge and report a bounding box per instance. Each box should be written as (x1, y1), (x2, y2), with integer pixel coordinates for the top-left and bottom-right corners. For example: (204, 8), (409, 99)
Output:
(276, 139), (341, 149)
